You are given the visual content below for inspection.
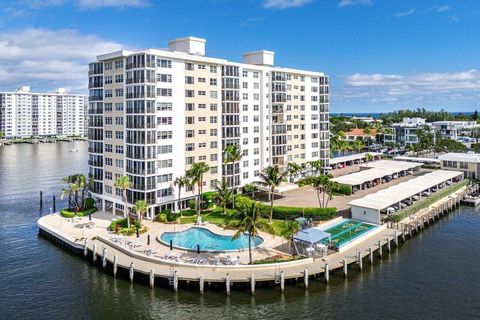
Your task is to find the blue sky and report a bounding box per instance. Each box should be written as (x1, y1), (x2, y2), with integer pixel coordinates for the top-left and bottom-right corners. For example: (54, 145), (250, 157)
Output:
(0, 0), (479, 112)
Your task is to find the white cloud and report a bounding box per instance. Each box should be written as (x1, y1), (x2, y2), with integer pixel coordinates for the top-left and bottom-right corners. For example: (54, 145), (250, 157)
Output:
(436, 5), (450, 13)
(263, 0), (312, 9)
(338, 0), (372, 8)
(335, 70), (480, 108)
(0, 28), (126, 93)
(395, 8), (416, 18)
(77, 0), (150, 9)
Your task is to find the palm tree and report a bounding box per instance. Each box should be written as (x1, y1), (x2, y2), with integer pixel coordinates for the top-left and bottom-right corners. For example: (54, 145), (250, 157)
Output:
(258, 165), (288, 223)
(287, 162), (303, 183)
(132, 199), (148, 227)
(353, 139), (365, 153)
(363, 126), (373, 150)
(224, 144), (243, 208)
(364, 153), (374, 167)
(281, 220), (302, 255)
(173, 176), (188, 217)
(227, 202), (275, 264)
(214, 179), (232, 215)
(309, 174), (335, 208)
(115, 175), (132, 228)
(307, 159), (324, 176)
(186, 162), (210, 218)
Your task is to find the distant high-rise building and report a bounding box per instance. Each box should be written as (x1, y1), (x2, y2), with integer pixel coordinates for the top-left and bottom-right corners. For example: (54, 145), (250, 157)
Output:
(0, 86), (86, 138)
(88, 36), (330, 217)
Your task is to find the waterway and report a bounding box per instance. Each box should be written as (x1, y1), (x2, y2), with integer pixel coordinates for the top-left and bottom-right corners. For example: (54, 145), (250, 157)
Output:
(1, 142), (479, 319)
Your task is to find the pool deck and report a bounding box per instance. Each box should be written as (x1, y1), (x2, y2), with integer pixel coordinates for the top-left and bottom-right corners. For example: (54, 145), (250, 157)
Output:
(37, 186), (466, 291)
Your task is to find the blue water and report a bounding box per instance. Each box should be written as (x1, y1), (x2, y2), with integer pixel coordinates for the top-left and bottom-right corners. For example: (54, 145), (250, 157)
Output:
(160, 227), (264, 252)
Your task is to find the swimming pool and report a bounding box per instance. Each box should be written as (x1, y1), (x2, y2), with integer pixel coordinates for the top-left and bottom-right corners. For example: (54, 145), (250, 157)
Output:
(159, 227), (264, 252)
(321, 219), (377, 248)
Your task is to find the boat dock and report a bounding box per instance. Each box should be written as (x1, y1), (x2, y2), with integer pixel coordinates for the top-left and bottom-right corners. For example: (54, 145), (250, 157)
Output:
(38, 185), (467, 293)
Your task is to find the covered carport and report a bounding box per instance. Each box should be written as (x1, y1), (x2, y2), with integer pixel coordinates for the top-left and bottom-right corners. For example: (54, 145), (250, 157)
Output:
(329, 152), (382, 170)
(348, 170), (464, 224)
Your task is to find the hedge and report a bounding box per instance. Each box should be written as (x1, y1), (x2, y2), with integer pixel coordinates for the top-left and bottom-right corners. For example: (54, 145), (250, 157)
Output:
(389, 179), (469, 222)
(235, 195), (337, 221)
(60, 207), (97, 218)
(109, 218), (147, 235)
(335, 184), (352, 196)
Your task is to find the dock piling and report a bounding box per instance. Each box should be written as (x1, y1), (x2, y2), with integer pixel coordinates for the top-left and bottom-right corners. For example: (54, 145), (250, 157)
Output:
(280, 271), (285, 292)
(40, 191), (43, 207)
(199, 274), (204, 294)
(113, 255), (118, 276)
(102, 247), (107, 268)
(324, 264), (329, 283)
(387, 237), (391, 252)
(83, 239), (88, 256)
(92, 244), (97, 262)
(343, 259), (348, 277)
(129, 262), (134, 282)
(149, 269), (155, 288)
(395, 231), (398, 246)
(304, 268), (309, 288)
(378, 240), (383, 257)
(53, 195), (56, 212)
(225, 273), (230, 295)
(369, 247), (373, 264)
(358, 251), (363, 271)
(173, 271), (178, 292)
(250, 274), (255, 294)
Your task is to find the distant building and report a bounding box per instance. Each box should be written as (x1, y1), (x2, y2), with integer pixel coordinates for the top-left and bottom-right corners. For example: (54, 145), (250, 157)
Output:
(343, 128), (378, 142)
(350, 116), (382, 124)
(438, 152), (480, 179)
(0, 86), (86, 138)
(430, 121), (479, 141)
(383, 118), (426, 146)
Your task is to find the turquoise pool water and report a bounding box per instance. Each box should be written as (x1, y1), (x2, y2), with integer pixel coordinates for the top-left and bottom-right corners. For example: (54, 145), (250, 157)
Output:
(159, 227), (264, 252)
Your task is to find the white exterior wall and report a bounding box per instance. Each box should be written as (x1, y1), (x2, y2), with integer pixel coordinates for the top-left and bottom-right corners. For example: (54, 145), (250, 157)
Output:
(351, 206), (381, 225)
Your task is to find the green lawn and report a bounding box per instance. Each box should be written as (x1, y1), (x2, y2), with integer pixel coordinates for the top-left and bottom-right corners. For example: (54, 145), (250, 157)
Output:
(178, 206), (286, 236)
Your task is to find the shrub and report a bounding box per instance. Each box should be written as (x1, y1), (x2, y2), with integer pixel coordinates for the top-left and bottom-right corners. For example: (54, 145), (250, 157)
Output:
(334, 184), (352, 196)
(85, 197), (95, 209)
(234, 195), (337, 221)
(155, 213), (167, 222)
(167, 212), (179, 222)
(296, 177), (312, 187)
(60, 207), (97, 218)
(109, 218), (141, 231)
(119, 226), (148, 236)
(188, 199), (196, 210)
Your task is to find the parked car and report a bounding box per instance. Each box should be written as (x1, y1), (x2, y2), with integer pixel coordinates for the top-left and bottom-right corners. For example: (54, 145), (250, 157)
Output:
(413, 195), (420, 201)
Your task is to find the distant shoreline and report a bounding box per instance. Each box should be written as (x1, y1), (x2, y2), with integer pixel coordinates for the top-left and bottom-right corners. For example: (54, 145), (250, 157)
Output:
(331, 112), (474, 118)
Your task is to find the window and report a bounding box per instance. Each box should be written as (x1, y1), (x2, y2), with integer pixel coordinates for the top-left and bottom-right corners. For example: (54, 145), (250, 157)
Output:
(210, 66), (217, 73)
(158, 145), (172, 154)
(185, 76), (194, 84)
(210, 141), (218, 148)
(104, 62), (112, 70)
(185, 103), (194, 111)
(198, 64), (205, 69)
(210, 154), (218, 161)
(185, 90), (194, 97)
(105, 89), (112, 98)
(105, 130), (112, 139)
(115, 89), (123, 97)
(157, 117), (172, 125)
(157, 131), (172, 139)
(115, 145), (124, 154)
(186, 130), (195, 138)
(115, 159), (123, 168)
(186, 143), (195, 151)
(210, 78), (217, 86)
(105, 103), (113, 112)
(158, 88), (172, 97)
(105, 144), (113, 152)
(115, 74), (123, 83)
(210, 129), (217, 136)
(186, 117), (194, 124)
(157, 59), (172, 68)
(157, 159), (173, 168)
(242, 70), (248, 77)
(105, 117), (113, 125)
(105, 185), (112, 194)
(198, 90), (206, 96)
(185, 63), (194, 70)
(157, 102), (172, 111)
(115, 131), (123, 139)
(210, 116), (217, 123)
(115, 117), (123, 125)
(210, 91), (217, 99)
(158, 74), (172, 82)
(105, 158), (113, 166)
(186, 156), (194, 165)
(115, 103), (123, 111)
(253, 72), (259, 78)
(198, 77), (206, 83)
(157, 188), (173, 197)
(104, 76), (113, 84)
(115, 60), (123, 69)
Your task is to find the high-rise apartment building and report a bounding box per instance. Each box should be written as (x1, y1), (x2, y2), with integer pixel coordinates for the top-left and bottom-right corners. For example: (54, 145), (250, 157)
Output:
(0, 86), (86, 138)
(88, 37), (329, 217)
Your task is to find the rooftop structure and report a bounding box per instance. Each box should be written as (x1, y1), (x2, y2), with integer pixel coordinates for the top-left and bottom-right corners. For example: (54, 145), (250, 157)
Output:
(343, 128), (378, 141)
(438, 152), (480, 179)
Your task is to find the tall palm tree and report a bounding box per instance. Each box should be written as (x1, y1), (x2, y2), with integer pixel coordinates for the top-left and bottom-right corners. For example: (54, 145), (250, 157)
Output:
(214, 179), (232, 215)
(287, 162), (303, 183)
(186, 162), (210, 218)
(258, 165), (288, 223)
(307, 159), (324, 176)
(224, 144), (243, 208)
(173, 175), (188, 217)
(227, 202), (275, 264)
(281, 220), (302, 255)
(309, 174), (335, 208)
(115, 175), (132, 228)
(132, 199), (148, 227)
(364, 152), (374, 167)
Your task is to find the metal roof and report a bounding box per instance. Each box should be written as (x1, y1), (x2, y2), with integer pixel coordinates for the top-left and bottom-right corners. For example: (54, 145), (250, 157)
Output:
(330, 152), (383, 165)
(293, 228), (331, 244)
(332, 160), (422, 186)
(438, 153), (480, 163)
(348, 170), (463, 211)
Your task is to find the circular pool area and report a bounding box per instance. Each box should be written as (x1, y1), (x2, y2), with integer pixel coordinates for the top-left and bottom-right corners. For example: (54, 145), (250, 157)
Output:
(159, 227), (264, 252)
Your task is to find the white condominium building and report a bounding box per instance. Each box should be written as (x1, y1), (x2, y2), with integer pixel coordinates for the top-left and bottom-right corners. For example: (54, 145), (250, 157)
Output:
(0, 86), (86, 138)
(88, 37), (330, 217)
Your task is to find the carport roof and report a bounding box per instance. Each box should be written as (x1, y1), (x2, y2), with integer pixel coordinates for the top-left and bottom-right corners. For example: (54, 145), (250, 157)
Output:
(348, 170), (463, 211)
(330, 152), (382, 165)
